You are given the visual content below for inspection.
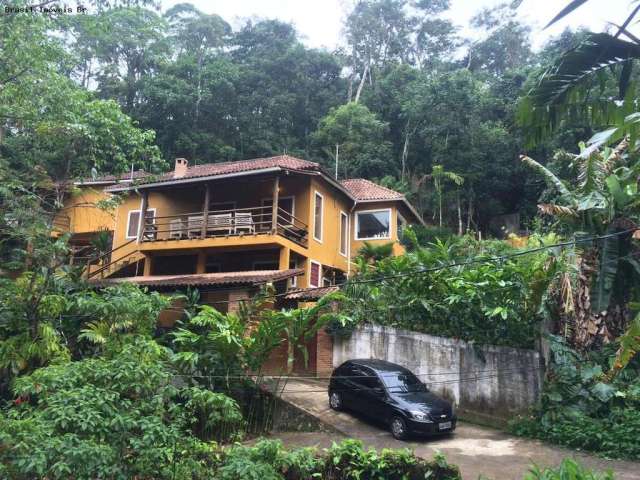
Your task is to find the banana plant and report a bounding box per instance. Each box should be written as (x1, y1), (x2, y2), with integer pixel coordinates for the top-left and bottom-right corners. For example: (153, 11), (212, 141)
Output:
(521, 140), (640, 334)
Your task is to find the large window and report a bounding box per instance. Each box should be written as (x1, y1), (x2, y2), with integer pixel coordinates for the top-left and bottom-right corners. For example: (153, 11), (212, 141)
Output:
(313, 191), (323, 242)
(126, 209), (156, 239)
(339, 211), (348, 256)
(355, 209), (391, 240)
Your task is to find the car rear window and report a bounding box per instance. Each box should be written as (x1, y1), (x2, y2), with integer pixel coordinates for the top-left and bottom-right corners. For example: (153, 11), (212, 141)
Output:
(380, 371), (426, 393)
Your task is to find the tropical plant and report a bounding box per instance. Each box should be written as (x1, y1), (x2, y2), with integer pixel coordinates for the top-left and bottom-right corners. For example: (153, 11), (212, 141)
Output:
(263, 292), (345, 374)
(520, 1), (640, 146)
(525, 458), (614, 480)
(0, 337), (244, 480)
(171, 287), (286, 387)
(336, 230), (563, 348)
(357, 241), (395, 263)
(425, 165), (464, 227)
(521, 139), (640, 350)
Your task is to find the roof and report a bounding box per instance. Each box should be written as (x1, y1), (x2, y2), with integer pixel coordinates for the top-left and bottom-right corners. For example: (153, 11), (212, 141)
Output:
(102, 155), (423, 224)
(108, 155), (320, 190)
(90, 269), (303, 288)
(340, 178), (404, 201)
(283, 286), (339, 301)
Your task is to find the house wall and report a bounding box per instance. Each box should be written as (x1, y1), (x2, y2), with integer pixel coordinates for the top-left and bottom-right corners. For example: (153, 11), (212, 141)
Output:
(58, 186), (115, 234)
(350, 201), (406, 258)
(333, 324), (543, 425)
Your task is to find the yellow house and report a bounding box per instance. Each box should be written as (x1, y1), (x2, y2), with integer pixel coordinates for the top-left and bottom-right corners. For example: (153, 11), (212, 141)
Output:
(61, 155), (422, 307)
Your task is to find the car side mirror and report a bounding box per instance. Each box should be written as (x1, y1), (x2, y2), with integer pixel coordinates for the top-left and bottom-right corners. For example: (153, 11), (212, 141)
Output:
(373, 386), (384, 397)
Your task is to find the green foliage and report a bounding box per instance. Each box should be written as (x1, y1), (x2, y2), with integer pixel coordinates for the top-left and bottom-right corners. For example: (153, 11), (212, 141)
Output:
(338, 233), (563, 348)
(0, 337), (243, 479)
(525, 458), (614, 480)
(214, 439), (461, 480)
(312, 102), (392, 179)
(511, 336), (640, 460)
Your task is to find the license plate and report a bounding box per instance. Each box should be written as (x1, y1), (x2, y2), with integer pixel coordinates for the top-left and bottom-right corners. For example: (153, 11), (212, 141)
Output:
(439, 421), (452, 430)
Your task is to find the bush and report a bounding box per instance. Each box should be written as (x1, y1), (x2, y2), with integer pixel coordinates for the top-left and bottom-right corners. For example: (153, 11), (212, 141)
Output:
(524, 458), (614, 479)
(511, 337), (640, 460)
(338, 232), (564, 348)
(214, 439), (462, 480)
(0, 337), (243, 480)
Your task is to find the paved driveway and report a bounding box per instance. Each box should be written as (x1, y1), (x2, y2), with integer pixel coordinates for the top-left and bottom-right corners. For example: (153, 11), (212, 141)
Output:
(267, 378), (640, 480)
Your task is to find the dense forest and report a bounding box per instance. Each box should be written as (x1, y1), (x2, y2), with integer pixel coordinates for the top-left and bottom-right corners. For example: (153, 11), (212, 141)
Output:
(0, 0), (594, 231)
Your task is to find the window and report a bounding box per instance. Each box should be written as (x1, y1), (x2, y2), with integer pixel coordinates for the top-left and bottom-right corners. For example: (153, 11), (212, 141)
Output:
(339, 211), (348, 256)
(313, 191), (323, 242)
(355, 209), (391, 240)
(397, 213), (406, 238)
(309, 260), (321, 287)
(262, 196), (295, 225)
(126, 209), (156, 239)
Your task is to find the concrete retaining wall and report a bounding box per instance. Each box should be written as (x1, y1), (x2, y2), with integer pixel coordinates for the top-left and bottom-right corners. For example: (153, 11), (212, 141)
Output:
(333, 325), (543, 424)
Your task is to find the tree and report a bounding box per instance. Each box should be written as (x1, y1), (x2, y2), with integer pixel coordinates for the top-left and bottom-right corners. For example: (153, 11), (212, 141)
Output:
(312, 102), (392, 178)
(345, 0), (414, 101)
(426, 165), (464, 227)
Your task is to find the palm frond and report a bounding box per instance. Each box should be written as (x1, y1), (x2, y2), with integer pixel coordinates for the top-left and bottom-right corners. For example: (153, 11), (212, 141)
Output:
(544, 0), (590, 29)
(521, 155), (575, 203)
(538, 203), (578, 218)
(519, 33), (640, 143)
(577, 148), (605, 193)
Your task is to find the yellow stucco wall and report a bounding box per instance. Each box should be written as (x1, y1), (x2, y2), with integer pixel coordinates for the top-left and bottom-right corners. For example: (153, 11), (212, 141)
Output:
(57, 186), (116, 235)
(350, 201), (406, 258)
(93, 172), (413, 283)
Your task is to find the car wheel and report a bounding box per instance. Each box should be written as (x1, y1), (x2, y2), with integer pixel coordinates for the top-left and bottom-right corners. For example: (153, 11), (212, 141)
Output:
(329, 391), (343, 411)
(390, 415), (408, 440)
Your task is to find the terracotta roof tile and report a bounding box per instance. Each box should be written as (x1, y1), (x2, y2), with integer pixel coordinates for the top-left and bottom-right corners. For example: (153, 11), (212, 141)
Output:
(134, 155), (320, 186)
(90, 269), (303, 288)
(340, 178), (404, 201)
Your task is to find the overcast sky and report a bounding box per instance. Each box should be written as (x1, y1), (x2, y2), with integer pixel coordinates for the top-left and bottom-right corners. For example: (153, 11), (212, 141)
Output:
(159, 0), (634, 51)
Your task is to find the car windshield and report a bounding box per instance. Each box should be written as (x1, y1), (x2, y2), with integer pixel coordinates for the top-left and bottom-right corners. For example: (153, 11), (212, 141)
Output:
(380, 371), (426, 393)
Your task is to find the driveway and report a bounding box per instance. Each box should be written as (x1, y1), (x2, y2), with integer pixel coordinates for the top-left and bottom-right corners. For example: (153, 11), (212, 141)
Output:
(267, 378), (640, 480)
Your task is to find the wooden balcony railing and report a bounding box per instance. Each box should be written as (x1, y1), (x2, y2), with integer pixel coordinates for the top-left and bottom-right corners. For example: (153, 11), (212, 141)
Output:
(142, 206), (308, 247)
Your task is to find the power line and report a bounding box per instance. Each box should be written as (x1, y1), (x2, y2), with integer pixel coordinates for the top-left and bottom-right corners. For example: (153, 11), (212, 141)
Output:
(151, 227), (639, 308)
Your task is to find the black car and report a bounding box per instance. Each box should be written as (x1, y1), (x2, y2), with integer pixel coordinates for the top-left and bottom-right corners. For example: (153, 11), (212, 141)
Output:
(328, 359), (456, 440)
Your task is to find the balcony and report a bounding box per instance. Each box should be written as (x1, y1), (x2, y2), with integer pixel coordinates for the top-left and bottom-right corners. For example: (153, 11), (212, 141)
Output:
(141, 205), (308, 247)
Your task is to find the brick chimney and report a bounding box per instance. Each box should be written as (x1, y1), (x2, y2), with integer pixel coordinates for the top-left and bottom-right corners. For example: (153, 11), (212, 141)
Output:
(174, 157), (188, 178)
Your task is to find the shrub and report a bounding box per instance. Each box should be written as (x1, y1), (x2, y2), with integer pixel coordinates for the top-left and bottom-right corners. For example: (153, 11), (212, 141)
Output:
(0, 337), (243, 480)
(524, 458), (614, 479)
(511, 337), (640, 460)
(214, 439), (462, 480)
(338, 232), (564, 348)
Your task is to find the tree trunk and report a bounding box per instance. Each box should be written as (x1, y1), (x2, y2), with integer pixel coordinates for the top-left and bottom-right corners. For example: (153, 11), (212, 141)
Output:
(457, 191), (463, 235)
(401, 129), (410, 181)
(354, 63), (369, 104)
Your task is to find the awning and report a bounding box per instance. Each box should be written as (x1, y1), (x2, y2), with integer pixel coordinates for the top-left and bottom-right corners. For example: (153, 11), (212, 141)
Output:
(90, 269), (303, 288)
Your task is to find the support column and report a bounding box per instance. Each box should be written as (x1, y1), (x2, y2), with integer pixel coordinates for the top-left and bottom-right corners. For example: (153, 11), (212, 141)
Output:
(201, 183), (210, 238)
(278, 246), (290, 271)
(143, 254), (152, 276)
(136, 191), (149, 243)
(196, 250), (207, 274)
(271, 175), (279, 233)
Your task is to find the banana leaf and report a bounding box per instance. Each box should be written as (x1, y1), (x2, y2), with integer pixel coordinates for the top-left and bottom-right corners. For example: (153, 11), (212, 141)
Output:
(591, 226), (627, 313)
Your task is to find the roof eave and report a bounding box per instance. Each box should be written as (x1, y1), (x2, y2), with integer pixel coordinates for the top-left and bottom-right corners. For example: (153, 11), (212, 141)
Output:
(107, 167), (285, 192)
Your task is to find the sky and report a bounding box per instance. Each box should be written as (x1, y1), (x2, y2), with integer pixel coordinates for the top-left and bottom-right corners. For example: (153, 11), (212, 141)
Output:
(160, 0), (635, 51)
